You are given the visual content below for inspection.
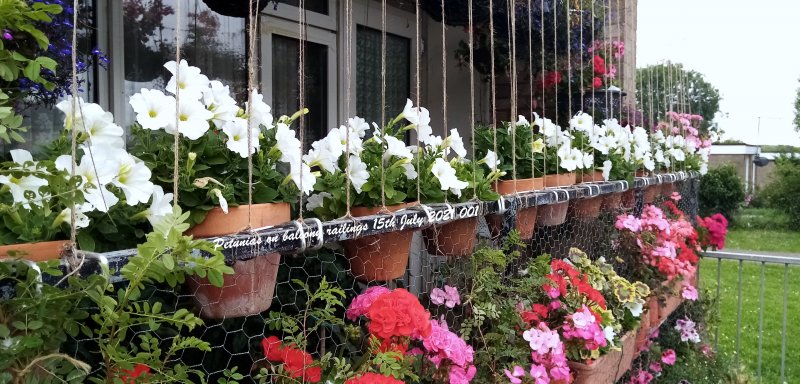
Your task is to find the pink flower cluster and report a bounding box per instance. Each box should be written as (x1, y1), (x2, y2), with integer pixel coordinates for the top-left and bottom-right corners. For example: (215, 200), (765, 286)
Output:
(512, 323), (571, 383)
(430, 285), (461, 308)
(698, 213), (728, 251)
(346, 286), (390, 321)
(675, 317), (701, 343)
(421, 319), (476, 384)
(589, 40), (625, 59)
(561, 305), (608, 352)
(666, 111), (710, 150)
(615, 204), (698, 283)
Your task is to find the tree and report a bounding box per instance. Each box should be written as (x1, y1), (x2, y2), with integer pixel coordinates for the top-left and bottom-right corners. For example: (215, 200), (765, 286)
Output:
(793, 78), (800, 132)
(636, 63), (721, 135)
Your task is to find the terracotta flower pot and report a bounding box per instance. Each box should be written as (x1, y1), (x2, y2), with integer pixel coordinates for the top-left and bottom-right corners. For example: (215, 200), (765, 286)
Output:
(569, 332), (636, 384)
(188, 202), (290, 319)
(642, 185), (659, 204)
(658, 280), (683, 322)
(344, 202), (417, 282)
(620, 189), (636, 210)
(537, 173), (576, 226)
(0, 240), (70, 262)
(660, 181), (674, 196)
(577, 171), (605, 183)
(487, 178), (543, 240)
(648, 296), (660, 327)
(423, 216), (478, 257)
(601, 192), (623, 211)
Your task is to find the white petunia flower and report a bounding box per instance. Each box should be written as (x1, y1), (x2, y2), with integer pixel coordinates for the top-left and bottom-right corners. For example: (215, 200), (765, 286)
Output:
(516, 115), (529, 127)
(276, 123), (302, 164)
(246, 89), (274, 129)
(222, 117), (261, 158)
(80, 104), (124, 148)
(289, 160), (316, 196)
(0, 174), (48, 207)
(402, 99), (433, 145)
(346, 155), (369, 194)
(145, 185), (173, 226)
(569, 112), (594, 133)
(481, 150), (500, 170)
(402, 163), (418, 180)
(96, 147), (154, 206)
(602, 160), (613, 181)
(211, 188), (229, 214)
(55, 95), (88, 130)
(129, 89), (177, 131)
(167, 98), (214, 140)
(306, 192), (331, 211)
(347, 116), (370, 138)
(55, 206), (90, 229)
(203, 80), (239, 127)
(445, 128), (467, 158)
(558, 147), (582, 172)
(384, 135), (413, 160)
(431, 157), (468, 197)
(303, 148), (338, 174)
(164, 59), (210, 100)
(56, 153), (119, 212)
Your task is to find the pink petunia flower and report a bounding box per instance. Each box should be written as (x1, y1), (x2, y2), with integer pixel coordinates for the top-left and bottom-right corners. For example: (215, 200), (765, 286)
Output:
(661, 349), (677, 365)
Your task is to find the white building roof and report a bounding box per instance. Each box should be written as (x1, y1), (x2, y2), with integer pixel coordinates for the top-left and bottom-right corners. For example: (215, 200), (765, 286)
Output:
(710, 144), (760, 155)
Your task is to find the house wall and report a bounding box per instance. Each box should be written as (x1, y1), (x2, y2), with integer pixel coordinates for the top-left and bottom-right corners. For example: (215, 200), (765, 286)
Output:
(708, 153), (759, 191)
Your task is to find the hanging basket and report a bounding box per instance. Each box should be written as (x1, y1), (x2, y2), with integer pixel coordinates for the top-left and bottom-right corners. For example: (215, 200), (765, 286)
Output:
(202, 0), (269, 18)
(568, 331), (637, 384)
(0, 240), (69, 262)
(660, 181), (675, 196)
(642, 185), (659, 204)
(571, 171), (604, 219)
(537, 173), (576, 226)
(187, 202), (290, 319)
(620, 189), (636, 210)
(487, 178), (543, 240)
(344, 202), (417, 282)
(423, 216), (479, 257)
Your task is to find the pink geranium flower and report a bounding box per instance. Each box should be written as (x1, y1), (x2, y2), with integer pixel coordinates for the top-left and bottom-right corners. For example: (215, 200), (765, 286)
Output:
(661, 349), (677, 365)
(504, 366), (525, 384)
(681, 283), (698, 301)
(346, 286), (390, 321)
(430, 285), (461, 308)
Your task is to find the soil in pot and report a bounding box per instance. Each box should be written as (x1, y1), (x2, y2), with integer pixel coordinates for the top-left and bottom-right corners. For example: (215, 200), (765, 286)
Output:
(537, 173), (576, 226)
(488, 178), (543, 240)
(187, 202), (290, 319)
(423, 216), (478, 257)
(0, 240), (70, 262)
(344, 202), (417, 282)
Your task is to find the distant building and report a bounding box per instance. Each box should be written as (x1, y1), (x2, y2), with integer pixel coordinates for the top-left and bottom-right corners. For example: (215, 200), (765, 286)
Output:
(708, 143), (780, 191)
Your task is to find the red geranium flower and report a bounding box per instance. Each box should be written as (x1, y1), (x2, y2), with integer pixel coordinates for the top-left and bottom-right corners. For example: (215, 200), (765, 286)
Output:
(282, 348), (321, 383)
(120, 364), (150, 384)
(367, 289), (432, 340)
(262, 336), (284, 361)
(346, 373), (405, 384)
(592, 77), (603, 88)
(593, 55), (606, 75)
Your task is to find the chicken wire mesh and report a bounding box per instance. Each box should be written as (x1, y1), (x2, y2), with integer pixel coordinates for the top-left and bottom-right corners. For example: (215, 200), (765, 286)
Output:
(43, 175), (698, 383)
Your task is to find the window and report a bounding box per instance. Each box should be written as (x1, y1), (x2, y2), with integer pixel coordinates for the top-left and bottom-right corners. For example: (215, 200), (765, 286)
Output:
(356, 25), (410, 127)
(119, 0), (248, 126)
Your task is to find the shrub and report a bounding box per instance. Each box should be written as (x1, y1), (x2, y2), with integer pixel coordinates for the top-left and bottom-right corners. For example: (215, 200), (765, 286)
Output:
(699, 165), (745, 221)
(763, 155), (800, 230)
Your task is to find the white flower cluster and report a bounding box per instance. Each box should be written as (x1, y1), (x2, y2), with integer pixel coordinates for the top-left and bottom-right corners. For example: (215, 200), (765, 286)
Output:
(47, 96), (170, 228)
(129, 60), (315, 199)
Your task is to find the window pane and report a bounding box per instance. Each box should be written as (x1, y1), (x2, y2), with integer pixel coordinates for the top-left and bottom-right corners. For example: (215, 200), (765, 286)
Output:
(279, 0), (329, 15)
(356, 25), (410, 128)
(122, 0), (247, 126)
(271, 34), (328, 148)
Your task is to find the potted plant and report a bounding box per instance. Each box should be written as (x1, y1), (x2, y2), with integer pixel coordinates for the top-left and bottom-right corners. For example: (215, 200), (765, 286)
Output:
(412, 128), (502, 257)
(474, 116), (542, 239)
(574, 116), (636, 215)
(306, 100), (423, 281)
(537, 113), (589, 226)
(128, 60), (311, 318)
(0, 97), (162, 260)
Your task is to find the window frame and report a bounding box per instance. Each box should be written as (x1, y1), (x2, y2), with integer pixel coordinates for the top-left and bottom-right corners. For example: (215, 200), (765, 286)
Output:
(261, 15), (338, 134)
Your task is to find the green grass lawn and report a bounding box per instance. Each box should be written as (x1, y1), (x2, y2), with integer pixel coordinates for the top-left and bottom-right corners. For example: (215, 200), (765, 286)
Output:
(724, 229), (800, 254)
(700, 256), (800, 383)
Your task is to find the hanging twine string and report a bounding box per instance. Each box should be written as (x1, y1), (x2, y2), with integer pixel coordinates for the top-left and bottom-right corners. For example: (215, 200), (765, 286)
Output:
(540, 0), (546, 179)
(565, 0), (571, 126)
(344, 0), (353, 216)
(440, 0), (450, 205)
(379, 0), (387, 210)
(172, 0), (181, 206)
(489, 0), (498, 181)
(297, 0), (307, 219)
(527, 0), (535, 181)
(509, 0), (517, 190)
(246, 0), (260, 227)
(414, 0), (421, 204)
(67, 0), (80, 262)
(553, 0), (559, 176)
(468, 0), (477, 199)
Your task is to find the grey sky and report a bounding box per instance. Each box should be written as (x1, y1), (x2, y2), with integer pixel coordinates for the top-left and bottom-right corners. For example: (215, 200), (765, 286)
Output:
(637, 0), (800, 146)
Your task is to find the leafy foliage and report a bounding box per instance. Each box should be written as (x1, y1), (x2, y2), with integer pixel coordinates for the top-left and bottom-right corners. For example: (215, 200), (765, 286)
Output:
(0, 0), (62, 143)
(761, 155), (800, 230)
(699, 165), (745, 221)
(794, 78), (800, 134)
